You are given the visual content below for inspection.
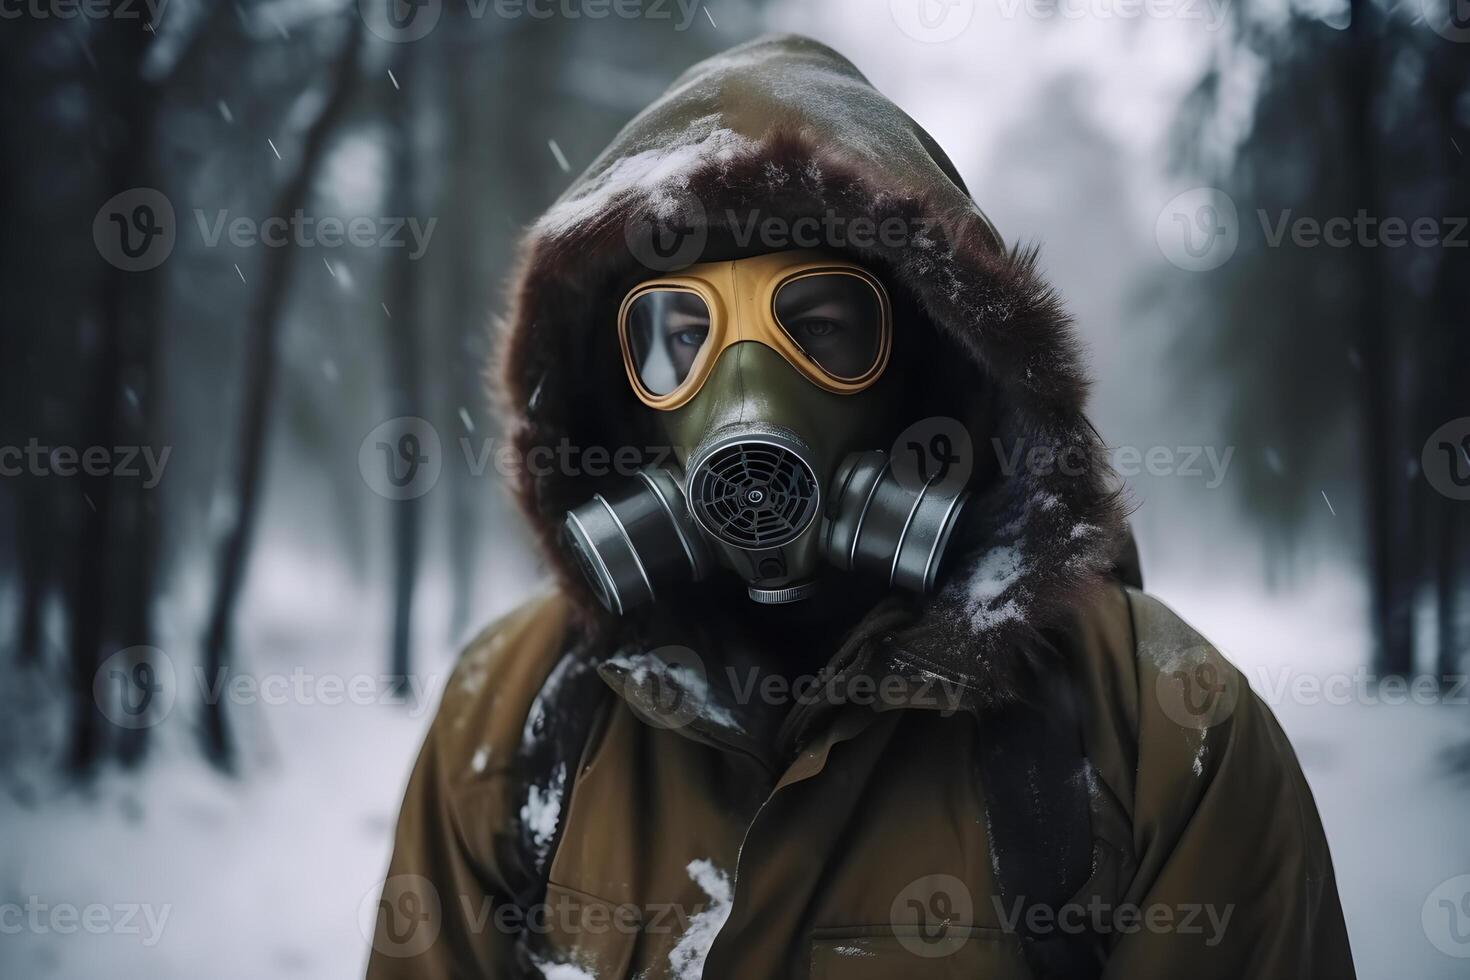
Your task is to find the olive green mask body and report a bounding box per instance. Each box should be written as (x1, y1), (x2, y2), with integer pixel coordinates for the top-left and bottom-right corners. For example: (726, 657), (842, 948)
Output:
(560, 322), (971, 613)
(657, 341), (897, 599)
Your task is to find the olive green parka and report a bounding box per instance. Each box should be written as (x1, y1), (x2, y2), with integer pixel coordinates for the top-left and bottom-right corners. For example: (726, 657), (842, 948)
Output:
(367, 34), (1353, 980)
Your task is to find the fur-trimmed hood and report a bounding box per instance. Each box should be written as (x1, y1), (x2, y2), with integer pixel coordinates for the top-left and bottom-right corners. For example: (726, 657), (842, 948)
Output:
(496, 34), (1129, 704)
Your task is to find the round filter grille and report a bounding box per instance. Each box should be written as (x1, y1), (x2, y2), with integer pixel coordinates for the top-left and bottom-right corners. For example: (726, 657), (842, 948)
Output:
(688, 441), (819, 549)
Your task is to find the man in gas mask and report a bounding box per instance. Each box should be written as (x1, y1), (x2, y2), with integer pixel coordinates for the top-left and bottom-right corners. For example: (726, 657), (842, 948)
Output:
(369, 34), (1354, 980)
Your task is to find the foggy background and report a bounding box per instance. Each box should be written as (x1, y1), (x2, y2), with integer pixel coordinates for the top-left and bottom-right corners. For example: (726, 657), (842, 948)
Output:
(2, 0), (1468, 977)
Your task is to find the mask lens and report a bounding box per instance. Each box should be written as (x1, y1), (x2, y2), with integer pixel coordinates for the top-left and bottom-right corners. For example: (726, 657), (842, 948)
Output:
(624, 289), (712, 397)
(773, 272), (886, 382)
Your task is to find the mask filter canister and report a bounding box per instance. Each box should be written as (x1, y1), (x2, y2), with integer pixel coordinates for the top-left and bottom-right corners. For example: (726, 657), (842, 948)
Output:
(822, 450), (970, 594)
(560, 468), (709, 615)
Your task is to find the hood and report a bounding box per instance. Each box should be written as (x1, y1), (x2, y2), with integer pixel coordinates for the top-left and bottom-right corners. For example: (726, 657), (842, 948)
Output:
(495, 34), (1129, 705)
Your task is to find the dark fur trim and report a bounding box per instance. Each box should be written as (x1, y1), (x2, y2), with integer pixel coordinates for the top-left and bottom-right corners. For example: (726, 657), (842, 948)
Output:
(493, 41), (1127, 704)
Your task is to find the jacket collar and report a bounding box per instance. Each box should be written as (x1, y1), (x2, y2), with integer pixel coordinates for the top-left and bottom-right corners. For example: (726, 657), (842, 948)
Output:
(594, 594), (976, 769)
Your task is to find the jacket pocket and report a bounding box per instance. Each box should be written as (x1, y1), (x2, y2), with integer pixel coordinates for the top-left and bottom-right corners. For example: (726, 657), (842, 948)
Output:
(809, 924), (1033, 980)
(530, 882), (640, 979)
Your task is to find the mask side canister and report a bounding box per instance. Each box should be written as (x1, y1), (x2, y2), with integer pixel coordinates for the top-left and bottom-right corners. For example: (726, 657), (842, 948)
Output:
(561, 468), (711, 615)
(823, 450), (970, 594)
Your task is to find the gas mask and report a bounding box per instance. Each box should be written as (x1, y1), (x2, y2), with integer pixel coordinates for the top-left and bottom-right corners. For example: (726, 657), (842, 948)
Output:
(562, 249), (970, 615)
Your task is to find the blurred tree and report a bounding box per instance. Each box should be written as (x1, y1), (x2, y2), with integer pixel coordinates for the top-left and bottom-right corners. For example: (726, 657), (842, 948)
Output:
(384, 36), (424, 697)
(200, 11), (364, 768)
(0, 4), (219, 771)
(1172, 1), (1468, 679)
(2, 0), (773, 775)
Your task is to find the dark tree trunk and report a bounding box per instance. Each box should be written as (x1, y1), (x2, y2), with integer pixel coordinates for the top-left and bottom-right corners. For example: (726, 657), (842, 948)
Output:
(200, 17), (363, 766)
(67, 12), (163, 774)
(0, 24), (48, 670)
(1346, 0), (1411, 677)
(16, 485), (50, 665)
(67, 303), (123, 773)
(1426, 47), (1470, 682)
(445, 38), (486, 644)
(385, 46), (424, 698)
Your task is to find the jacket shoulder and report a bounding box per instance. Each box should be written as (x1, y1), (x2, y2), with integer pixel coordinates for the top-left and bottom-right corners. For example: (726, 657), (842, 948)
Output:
(1064, 583), (1320, 834)
(429, 589), (578, 789)
(1062, 588), (1354, 975)
(370, 591), (585, 978)
(1061, 583), (1250, 811)
(424, 588), (614, 896)
(1062, 582), (1240, 724)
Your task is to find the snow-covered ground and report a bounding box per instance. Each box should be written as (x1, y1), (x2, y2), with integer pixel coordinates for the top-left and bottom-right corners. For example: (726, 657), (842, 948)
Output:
(0, 549), (516, 980)
(3, 563), (1467, 980)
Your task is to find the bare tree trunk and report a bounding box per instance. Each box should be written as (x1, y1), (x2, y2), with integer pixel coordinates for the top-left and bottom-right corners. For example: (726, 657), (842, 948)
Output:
(0, 23), (50, 670)
(1427, 51), (1469, 683)
(444, 38), (486, 644)
(200, 17), (363, 767)
(67, 12), (163, 774)
(1346, 0), (1411, 677)
(68, 304), (123, 773)
(385, 45), (424, 697)
(16, 484), (50, 665)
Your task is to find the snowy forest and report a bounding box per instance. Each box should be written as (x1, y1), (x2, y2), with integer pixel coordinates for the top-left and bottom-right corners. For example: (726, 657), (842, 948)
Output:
(1, 0), (1467, 977)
